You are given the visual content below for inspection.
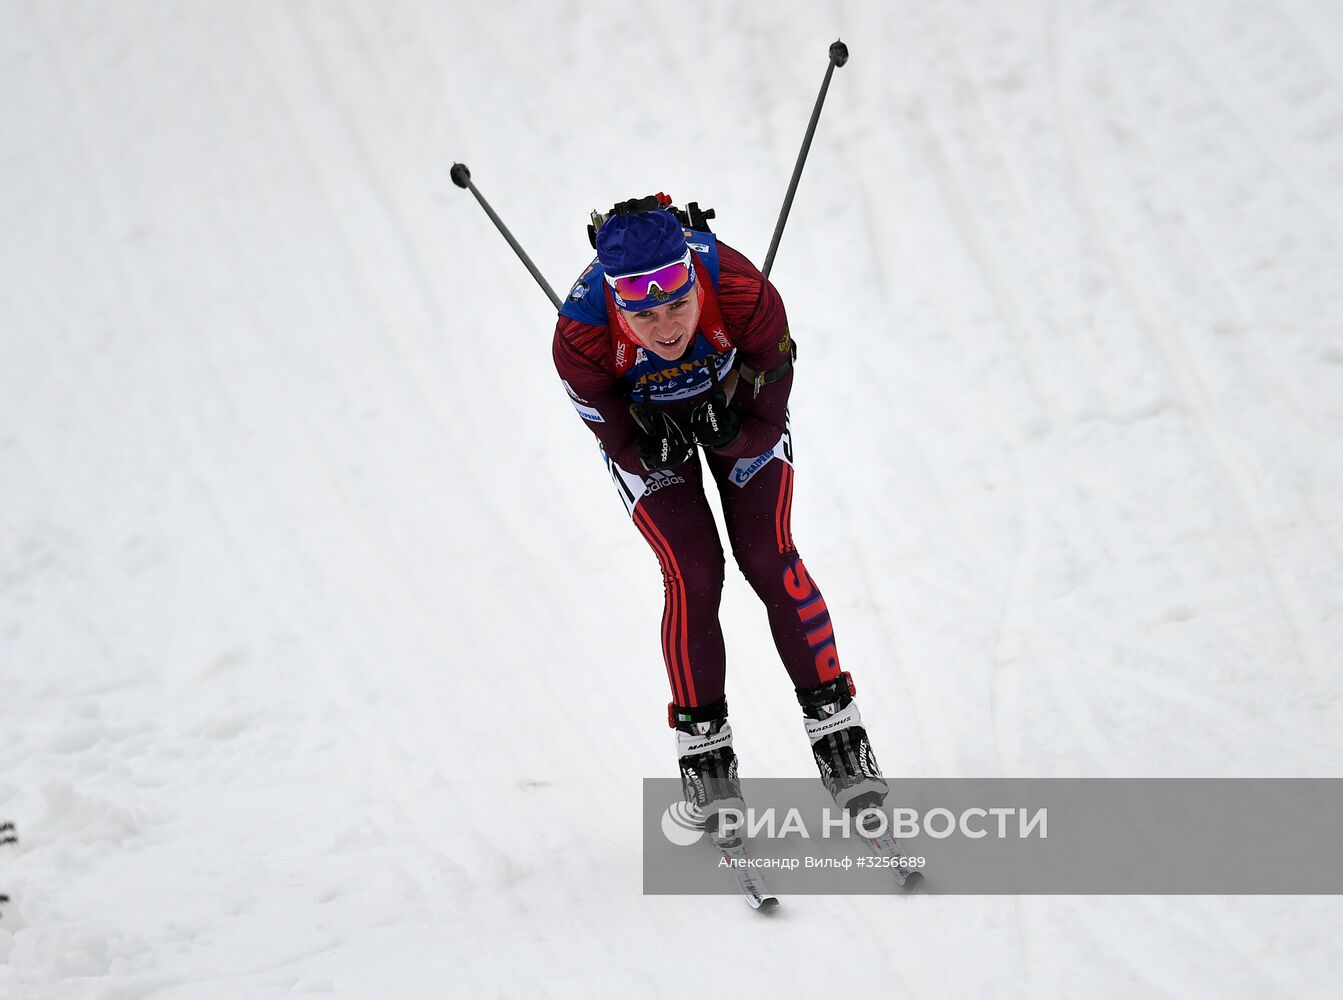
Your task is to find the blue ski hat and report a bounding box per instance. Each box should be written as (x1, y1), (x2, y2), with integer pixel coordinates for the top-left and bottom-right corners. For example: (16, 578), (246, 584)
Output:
(596, 210), (690, 280)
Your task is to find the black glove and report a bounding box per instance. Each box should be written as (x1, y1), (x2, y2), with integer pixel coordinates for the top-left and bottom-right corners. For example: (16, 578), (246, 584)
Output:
(688, 387), (741, 450)
(636, 408), (695, 471)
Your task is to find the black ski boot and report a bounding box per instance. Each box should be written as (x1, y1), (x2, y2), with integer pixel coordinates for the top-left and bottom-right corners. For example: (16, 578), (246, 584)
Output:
(669, 697), (746, 834)
(796, 674), (888, 815)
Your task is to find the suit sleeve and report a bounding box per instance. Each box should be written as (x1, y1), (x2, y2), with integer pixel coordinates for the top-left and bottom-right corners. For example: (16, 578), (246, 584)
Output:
(708, 242), (796, 459)
(708, 368), (791, 459)
(552, 317), (647, 473)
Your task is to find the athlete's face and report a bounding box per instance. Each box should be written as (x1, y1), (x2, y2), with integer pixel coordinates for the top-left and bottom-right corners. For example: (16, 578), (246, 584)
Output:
(620, 291), (701, 361)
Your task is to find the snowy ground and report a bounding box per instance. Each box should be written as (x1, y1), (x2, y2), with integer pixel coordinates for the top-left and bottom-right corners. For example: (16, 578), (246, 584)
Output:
(3, 1), (1342, 997)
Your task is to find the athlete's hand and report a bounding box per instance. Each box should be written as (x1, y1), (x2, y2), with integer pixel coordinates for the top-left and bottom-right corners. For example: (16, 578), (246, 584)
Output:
(636, 409), (695, 471)
(688, 387), (741, 450)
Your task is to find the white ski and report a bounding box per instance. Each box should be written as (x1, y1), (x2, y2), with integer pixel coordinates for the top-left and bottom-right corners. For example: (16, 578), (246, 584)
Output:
(860, 824), (925, 888)
(711, 833), (780, 910)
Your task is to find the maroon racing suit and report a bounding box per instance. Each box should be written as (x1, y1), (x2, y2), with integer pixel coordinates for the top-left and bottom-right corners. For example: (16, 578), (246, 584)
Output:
(553, 239), (844, 708)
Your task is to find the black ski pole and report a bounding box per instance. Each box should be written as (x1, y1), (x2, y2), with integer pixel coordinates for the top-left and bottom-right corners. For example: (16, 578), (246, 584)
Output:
(761, 40), (849, 279)
(451, 162), (562, 309)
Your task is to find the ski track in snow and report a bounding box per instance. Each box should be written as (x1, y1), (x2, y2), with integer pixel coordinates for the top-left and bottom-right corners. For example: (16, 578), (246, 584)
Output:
(2, 1), (1342, 997)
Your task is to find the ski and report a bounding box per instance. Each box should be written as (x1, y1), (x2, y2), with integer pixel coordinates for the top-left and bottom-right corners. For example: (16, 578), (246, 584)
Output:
(859, 822), (925, 888)
(711, 832), (780, 910)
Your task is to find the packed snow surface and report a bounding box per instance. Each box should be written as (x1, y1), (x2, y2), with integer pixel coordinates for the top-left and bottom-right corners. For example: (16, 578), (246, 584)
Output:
(2, 1), (1341, 997)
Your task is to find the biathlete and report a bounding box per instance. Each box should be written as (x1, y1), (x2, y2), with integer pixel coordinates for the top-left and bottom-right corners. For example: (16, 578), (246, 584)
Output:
(552, 198), (887, 827)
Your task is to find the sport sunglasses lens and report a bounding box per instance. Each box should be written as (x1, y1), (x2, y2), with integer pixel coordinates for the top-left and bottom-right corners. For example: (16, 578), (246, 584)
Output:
(613, 259), (692, 304)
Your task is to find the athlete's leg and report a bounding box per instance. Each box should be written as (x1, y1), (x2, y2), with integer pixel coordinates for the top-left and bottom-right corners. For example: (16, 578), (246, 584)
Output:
(707, 420), (887, 811)
(601, 445), (727, 707)
(603, 445), (744, 821)
(705, 418), (841, 690)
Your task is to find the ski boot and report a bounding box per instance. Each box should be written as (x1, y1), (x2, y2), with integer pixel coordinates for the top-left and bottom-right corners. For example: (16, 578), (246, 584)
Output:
(796, 673), (888, 815)
(669, 696), (746, 835)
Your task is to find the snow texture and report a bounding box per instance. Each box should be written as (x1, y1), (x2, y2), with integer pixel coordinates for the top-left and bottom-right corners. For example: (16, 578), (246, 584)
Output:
(2, 0), (1341, 997)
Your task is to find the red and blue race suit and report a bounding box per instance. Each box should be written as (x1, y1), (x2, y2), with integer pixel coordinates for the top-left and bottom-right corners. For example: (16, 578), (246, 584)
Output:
(552, 230), (847, 709)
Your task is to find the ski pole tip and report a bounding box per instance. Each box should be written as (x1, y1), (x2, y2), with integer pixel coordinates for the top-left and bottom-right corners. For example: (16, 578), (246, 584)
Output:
(829, 40), (849, 67)
(450, 162), (472, 189)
